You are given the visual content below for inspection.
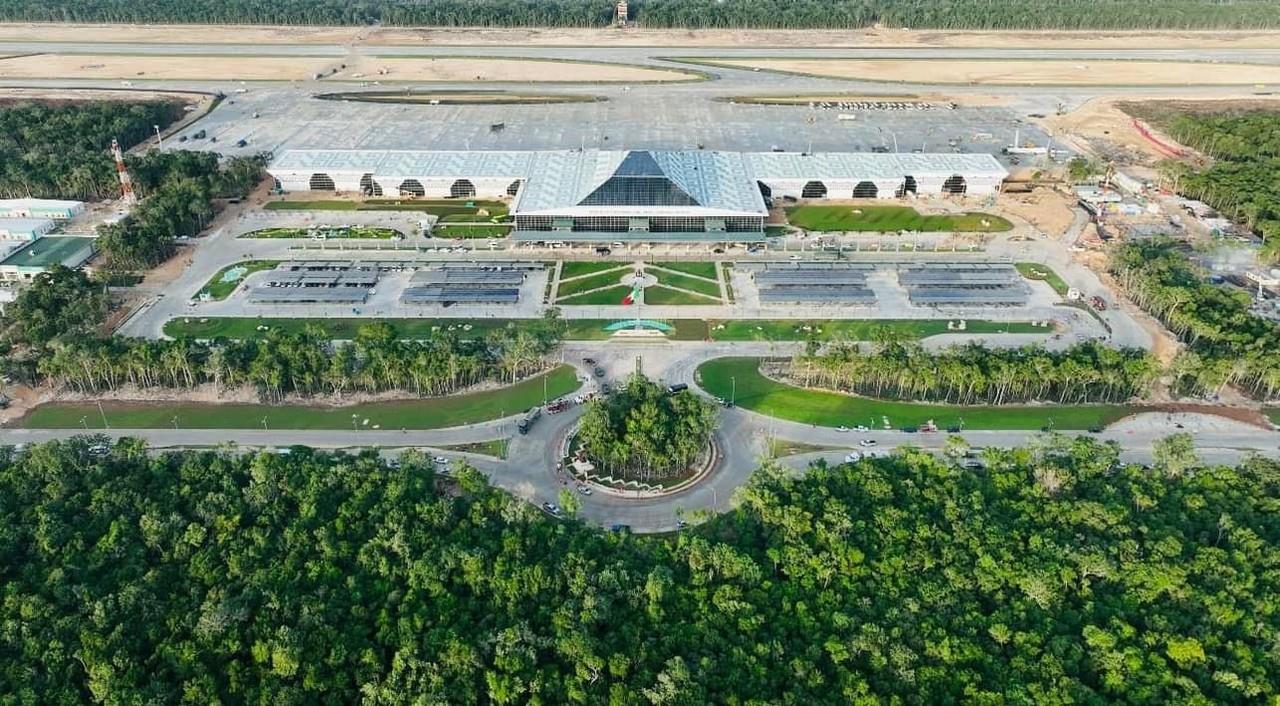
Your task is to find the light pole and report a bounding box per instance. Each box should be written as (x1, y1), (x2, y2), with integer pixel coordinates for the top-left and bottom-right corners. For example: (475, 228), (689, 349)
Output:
(154, 124), (162, 151)
(79, 415), (88, 430)
(730, 376), (736, 406)
(171, 416), (179, 431)
(97, 400), (109, 429)
(352, 413), (359, 431)
(261, 416), (268, 430)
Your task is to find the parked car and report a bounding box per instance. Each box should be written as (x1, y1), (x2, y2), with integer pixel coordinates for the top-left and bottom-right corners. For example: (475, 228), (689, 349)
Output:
(859, 439), (878, 447)
(542, 502), (562, 516)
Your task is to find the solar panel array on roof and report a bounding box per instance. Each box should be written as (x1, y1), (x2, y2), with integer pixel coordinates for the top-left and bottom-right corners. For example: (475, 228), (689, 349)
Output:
(402, 286), (520, 304)
(436, 260), (546, 271)
(264, 271), (381, 289)
(410, 269), (524, 286)
(249, 288), (371, 304)
(900, 263), (1027, 306)
(755, 264), (876, 304)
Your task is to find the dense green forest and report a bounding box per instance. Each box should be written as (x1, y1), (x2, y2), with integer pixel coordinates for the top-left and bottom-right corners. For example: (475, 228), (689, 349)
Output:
(0, 0), (1276, 30)
(1152, 111), (1280, 257)
(1, 270), (567, 397)
(2, 436), (1277, 703)
(577, 374), (718, 480)
(0, 100), (183, 201)
(790, 339), (1157, 404)
(96, 151), (266, 269)
(1112, 240), (1280, 399)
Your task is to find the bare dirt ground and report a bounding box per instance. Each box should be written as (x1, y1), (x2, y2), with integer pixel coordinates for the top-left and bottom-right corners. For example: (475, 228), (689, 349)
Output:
(1039, 95), (1280, 164)
(0, 53), (694, 83)
(700, 58), (1280, 86)
(337, 57), (694, 83)
(2, 23), (1279, 49)
(997, 190), (1075, 238)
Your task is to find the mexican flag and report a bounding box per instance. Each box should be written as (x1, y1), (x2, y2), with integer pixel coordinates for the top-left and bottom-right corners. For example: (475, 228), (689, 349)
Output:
(621, 283), (641, 305)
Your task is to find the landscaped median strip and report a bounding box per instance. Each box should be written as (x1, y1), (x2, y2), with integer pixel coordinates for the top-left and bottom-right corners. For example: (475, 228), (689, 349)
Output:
(19, 366), (579, 431)
(696, 357), (1133, 431)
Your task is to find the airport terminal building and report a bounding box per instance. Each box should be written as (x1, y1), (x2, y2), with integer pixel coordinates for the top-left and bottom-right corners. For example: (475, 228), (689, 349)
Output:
(269, 149), (1007, 241)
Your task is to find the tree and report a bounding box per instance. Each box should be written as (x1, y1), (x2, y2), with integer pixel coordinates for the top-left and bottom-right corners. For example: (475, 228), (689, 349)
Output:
(1153, 432), (1199, 476)
(1065, 156), (1096, 183)
(2, 265), (107, 347)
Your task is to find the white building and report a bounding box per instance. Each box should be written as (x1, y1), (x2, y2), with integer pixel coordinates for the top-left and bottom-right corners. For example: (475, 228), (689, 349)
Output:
(0, 217), (56, 243)
(268, 149), (1007, 241)
(0, 198), (85, 221)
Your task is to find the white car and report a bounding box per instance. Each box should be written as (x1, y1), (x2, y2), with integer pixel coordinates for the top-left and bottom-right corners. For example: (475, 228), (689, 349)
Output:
(859, 439), (878, 447)
(844, 451), (861, 463)
(789, 255), (802, 261)
(854, 425), (869, 432)
(433, 455), (449, 464)
(576, 484), (592, 496)
(836, 425), (850, 432)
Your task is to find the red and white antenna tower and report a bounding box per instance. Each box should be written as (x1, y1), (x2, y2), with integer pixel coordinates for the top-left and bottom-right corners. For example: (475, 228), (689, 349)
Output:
(111, 137), (137, 205)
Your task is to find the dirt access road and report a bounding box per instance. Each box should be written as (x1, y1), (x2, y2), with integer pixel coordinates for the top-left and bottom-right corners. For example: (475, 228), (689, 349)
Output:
(1, 23), (1279, 49)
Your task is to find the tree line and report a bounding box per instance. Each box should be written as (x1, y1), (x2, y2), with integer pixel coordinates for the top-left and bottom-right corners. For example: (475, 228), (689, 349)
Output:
(789, 338), (1157, 405)
(1, 267), (567, 399)
(576, 373), (718, 481)
(1112, 240), (1280, 399)
(0, 99), (184, 201)
(2, 435), (1276, 703)
(96, 150), (267, 270)
(0, 0), (1276, 29)
(1152, 110), (1280, 257)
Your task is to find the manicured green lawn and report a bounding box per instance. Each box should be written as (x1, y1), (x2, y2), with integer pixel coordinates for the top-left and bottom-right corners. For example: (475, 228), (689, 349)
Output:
(241, 226), (400, 239)
(560, 261), (627, 279)
(785, 205), (1013, 233)
(557, 285), (635, 305)
(556, 270), (628, 299)
(1016, 262), (1070, 296)
(196, 260), (278, 301)
(642, 286), (720, 305)
(707, 319), (1049, 341)
(696, 357), (1133, 431)
(21, 367), (580, 431)
(434, 224), (512, 239)
(265, 199), (508, 218)
(654, 270), (722, 298)
(652, 261), (719, 280)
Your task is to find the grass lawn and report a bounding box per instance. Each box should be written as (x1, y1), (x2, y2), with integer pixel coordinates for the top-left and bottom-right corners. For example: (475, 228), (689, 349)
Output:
(241, 226), (400, 239)
(697, 357), (1134, 431)
(765, 225), (790, 237)
(556, 270), (628, 299)
(642, 286), (720, 305)
(786, 205), (1013, 233)
(652, 261), (719, 280)
(1016, 262), (1070, 296)
(707, 318), (1048, 341)
(265, 199), (508, 218)
(560, 261), (627, 279)
(196, 260), (278, 301)
(767, 439), (840, 458)
(557, 285), (635, 306)
(654, 270), (722, 298)
(434, 224), (512, 239)
(439, 439), (509, 459)
(21, 367), (579, 431)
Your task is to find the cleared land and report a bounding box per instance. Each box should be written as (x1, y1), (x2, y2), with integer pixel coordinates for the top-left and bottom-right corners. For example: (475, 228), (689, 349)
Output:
(697, 357), (1132, 430)
(3, 24), (1279, 49)
(241, 226), (399, 239)
(685, 58), (1280, 86)
(196, 260), (277, 301)
(0, 53), (698, 83)
(20, 366), (579, 430)
(786, 205), (1012, 232)
(164, 316), (1047, 342)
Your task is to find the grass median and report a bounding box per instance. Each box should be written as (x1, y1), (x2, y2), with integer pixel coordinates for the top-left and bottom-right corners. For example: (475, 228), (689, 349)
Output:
(20, 366), (580, 431)
(696, 357), (1133, 431)
(196, 260), (278, 301)
(1016, 262), (1070, 296)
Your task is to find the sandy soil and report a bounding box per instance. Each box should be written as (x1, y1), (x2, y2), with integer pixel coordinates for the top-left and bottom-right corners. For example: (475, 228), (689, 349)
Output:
(338, 57), (694, 83)
(2, 23), (1280, 49)
(0, 52), (694, 83)
(997, 190), (1075, 238)
(703, 58), (1280, 86)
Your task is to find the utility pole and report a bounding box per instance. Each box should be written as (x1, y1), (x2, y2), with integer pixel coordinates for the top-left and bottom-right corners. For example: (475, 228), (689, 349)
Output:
(154, 124), (163, 151)
(97, 400), (109, 429)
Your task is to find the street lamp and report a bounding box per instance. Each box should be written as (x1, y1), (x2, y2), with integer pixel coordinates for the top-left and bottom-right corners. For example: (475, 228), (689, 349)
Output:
(79, 415), (88, 430)
(352, 413), (359, 431)
(154, 124), (162, 151)
(171, 416), (179, 431)
(730, 376), (736, 406)
(261, 416), (269, 430)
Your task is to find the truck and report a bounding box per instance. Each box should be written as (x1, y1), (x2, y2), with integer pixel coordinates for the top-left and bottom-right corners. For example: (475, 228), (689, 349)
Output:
(517, 407), (542, 435)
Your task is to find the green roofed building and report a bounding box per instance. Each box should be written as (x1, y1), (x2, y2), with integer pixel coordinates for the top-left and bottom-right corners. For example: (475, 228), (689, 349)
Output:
(0, 236), (97, 282)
